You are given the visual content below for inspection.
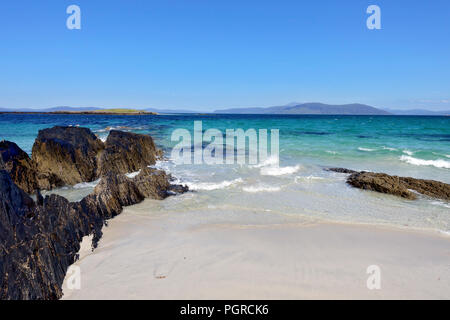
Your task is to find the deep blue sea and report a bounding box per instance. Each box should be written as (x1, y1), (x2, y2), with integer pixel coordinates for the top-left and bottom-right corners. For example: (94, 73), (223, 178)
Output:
(1, 114), (449, 232)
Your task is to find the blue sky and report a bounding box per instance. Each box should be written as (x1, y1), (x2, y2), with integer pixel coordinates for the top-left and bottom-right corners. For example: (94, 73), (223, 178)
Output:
(0, 0), (449, 111)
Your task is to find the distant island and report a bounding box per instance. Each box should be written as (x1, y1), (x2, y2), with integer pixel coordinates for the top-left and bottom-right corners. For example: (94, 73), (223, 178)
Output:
(215, 103), (391, 115)
(0, 108), (157, 115)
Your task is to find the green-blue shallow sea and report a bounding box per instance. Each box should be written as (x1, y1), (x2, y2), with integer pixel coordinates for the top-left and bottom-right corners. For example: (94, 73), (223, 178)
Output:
(1, 114), (449, 233)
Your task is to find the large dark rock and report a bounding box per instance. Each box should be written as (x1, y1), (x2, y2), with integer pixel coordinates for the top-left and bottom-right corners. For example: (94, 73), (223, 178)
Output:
(32, 126), (104, 186)
(0, 166), (187, 299)
(0, 140), (64, 193)
(2, 127), (163, 192)
(98, 130), (162, 176)
(1, 126), (188, 299)
(0, 170), (104, 299)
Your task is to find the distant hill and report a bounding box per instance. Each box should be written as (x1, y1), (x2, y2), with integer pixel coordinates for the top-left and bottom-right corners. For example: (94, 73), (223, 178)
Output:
(383, 109), (450, 116)
(0, 106), (100, 112)
(144, 107), (199, 114)
(215, 103), (391, 115)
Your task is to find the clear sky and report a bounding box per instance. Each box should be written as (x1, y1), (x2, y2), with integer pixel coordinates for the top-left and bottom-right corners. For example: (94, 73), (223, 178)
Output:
(1, 0), (449, 111)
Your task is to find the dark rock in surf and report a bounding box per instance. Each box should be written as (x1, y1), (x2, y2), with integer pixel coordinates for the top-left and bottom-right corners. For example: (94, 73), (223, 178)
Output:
(395, 176), (449, 201)
(347, 171), (416, 199)
(347, 171), (450, 201)
(327, 167), (450, 201)
(98, 130), (162, 176)
(32, 126), (104, 186)
(326, 167), (358, 174)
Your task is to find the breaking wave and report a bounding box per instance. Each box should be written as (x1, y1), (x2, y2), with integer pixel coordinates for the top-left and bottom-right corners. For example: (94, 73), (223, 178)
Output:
(185, 178), (243, 191)
(399, 155), (450, 169)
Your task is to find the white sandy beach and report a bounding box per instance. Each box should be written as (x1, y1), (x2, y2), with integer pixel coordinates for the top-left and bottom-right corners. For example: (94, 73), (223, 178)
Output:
(62, 200), (450, 300)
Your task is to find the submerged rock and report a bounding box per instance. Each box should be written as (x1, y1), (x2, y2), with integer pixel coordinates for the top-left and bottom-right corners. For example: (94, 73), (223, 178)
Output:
(32, 126), (104, 186)
(98, 130), (162, 176)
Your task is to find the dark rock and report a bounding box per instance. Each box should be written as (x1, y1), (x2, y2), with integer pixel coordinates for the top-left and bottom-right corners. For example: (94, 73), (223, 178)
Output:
(0, 141), (39, 193)
(326, 167), (359, 174)
(399, 177), (450, 201)
(0, 140), (63, 193)
(0, 170), (104, 299)
(347, 171), (450, 201)
(1, 126), (188, 300)
(347, 172), (416, 199)
(0, 166), (188, 299)
(32, 126), (104, 186)
(98, 130), (162, 176)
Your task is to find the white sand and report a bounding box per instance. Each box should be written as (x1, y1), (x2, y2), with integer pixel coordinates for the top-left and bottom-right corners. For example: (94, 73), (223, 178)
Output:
(62, 205), (450, 300)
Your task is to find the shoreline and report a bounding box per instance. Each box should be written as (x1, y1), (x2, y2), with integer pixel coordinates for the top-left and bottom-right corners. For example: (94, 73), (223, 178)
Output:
(62, 205), (450, 300)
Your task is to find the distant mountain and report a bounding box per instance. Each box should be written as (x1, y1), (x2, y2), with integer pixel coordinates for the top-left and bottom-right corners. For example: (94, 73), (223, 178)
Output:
(144, 108), (199, 114)
(215, 103), (391, 115)
(42, 106), (100, 112)
(383, 109), (450, 116)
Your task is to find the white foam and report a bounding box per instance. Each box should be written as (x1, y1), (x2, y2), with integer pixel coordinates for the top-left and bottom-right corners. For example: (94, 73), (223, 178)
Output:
(382, 146), (397, 151)
(430, 201), (450, 209)
(399, 155), (450, 169)
(186, 178), (243, 191)
(126, 170), (141, 179)
(325, 150), (338, 154)
(403, 150), (414, 156)
(73, 179), (100, 189)
(358, 147), (375, 152)
(260, 165), (301, 176)
(251, 155), (279, 168)
(295, 175), (325, 183)
(243, 185), (281, 193)
(439, 230), (450, 237)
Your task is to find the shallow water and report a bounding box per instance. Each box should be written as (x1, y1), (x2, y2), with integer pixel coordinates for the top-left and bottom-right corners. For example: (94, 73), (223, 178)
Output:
(1, 114), (449, 233)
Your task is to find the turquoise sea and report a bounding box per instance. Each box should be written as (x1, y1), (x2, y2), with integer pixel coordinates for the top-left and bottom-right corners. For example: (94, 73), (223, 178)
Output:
(1, 114), (449, 233)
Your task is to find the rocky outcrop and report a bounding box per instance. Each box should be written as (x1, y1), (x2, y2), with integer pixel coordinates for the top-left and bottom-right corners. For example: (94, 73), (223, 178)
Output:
(32, 126), (104, 186)
(98, 130), (162, 176)
(328, 168), (450, 201)
(1, 126), (188, 300)
(0, 166), (187, 300)
(1, 126), (166, 193)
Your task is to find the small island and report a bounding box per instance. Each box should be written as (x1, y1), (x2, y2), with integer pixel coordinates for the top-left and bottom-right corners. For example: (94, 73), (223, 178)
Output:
(0, 108), (157, 115)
